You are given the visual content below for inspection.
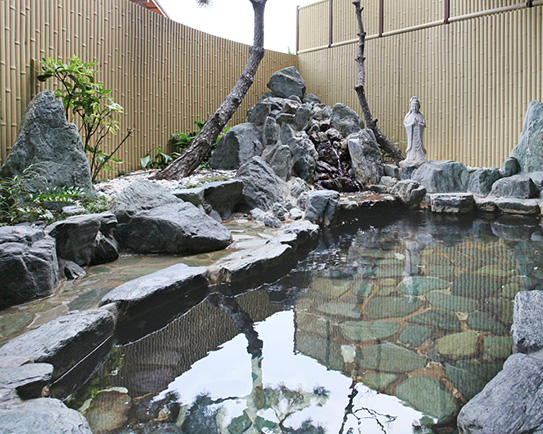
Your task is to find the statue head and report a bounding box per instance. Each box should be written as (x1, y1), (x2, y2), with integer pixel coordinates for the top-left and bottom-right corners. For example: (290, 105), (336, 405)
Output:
(409, 96), (420, 113)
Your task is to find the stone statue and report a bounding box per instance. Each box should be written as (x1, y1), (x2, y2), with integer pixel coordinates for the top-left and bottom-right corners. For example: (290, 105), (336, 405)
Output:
(403, 96), (427, 165)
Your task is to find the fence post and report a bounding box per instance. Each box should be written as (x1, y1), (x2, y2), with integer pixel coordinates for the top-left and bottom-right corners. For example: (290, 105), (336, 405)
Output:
(444, 0), (450, 24)
(296, 5), (300, 54)
(527, 0), (534, 7)
(379, 0), (384, 36)
(328, 0), (333, 48)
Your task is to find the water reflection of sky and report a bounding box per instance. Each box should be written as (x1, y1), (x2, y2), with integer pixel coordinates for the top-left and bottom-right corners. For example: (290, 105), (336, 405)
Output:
(158, 310), (430, 433)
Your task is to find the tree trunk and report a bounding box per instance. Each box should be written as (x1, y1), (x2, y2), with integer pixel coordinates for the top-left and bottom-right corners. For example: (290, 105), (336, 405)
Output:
(353, 1), (405, 164)
(154, 0), (267, 180)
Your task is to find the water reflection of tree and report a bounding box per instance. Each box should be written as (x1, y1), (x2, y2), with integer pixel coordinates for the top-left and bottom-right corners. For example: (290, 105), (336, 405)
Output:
(175, 293), (330, 433)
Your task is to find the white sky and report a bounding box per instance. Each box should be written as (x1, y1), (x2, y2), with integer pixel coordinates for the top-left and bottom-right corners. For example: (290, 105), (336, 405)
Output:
(156, 0), (319, 53)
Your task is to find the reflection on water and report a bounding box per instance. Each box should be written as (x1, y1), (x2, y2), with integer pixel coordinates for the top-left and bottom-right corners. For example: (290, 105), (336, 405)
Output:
(70, 212), (543, 433)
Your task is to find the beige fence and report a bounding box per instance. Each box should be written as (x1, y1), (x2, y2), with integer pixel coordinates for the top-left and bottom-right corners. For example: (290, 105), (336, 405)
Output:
(0, 0), (297, 174)
(298, 0), (543, 168)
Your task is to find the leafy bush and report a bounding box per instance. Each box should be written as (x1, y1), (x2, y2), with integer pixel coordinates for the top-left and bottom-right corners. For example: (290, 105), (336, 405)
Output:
(140, 147), (181, 170)
(37, 56), (134, 181)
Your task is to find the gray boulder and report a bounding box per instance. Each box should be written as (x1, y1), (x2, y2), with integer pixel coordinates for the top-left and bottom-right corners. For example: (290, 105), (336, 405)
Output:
(501, 157), (521, 177)
(288, 135), (318, 182)
(512, 290), (543, 354)
(495, 197), (540, 215)
(510, 100), (543, 172)
(100, 264), (208, 320)
(235, 157), (289, 211)
(303, 93), (321, 104)
(203, 180), (244, 219)
(490, 174), (538, 198)
(0, 398), (93, 434)
(247, 100), (271, 126)
(299, 190), (340, 226)
(267, 66), (306, 99)
(0, 309), (115, 380)
(0, 90), (95, 199)
(209, 123), (263, 169)
(430, 193), (475, 214)
(0, 359), (53, 399)
(457, 350), (543, 434)
(411, 160), (469, 193)
(390, 180), (426, 209)
(294, 103), (313, 131)
(46, 213), (118, 267)
(467, 167), (502, 195)
(111, 180), (232, 254)
(267, 144), (292, 180)
(263, 116), (280, 146)
(0, 226), (58, 309)
(347, 129), (384, 188)
(114, 202), (232, 254)
(330, 103), (364, 137)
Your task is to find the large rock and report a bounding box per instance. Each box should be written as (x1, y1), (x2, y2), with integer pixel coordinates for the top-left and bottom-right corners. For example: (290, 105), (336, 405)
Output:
(288, 135), (318, 181)
(411, 160), (469, 193)
(0, 90), (95, 198)
(0, 398), (93, 434)
(390, 180), (426, 209)
(457, 350), (543, 434)
(299, 190), (340, 226)
(0, 358), (53, 399)
(266, 144), (292, 180)
(100, 264), (209, 322)
(429, 193), (475, 214)
(467, 167), (502, 195)
(510, 100), (543, 172)
(490, 174), (538, 198)
(512, 290), (543, 354)
(0, 226), (58, 309)
(330, 103), (364, 137)
(235, 157), (289, 211)
(202, 180), (244, 219)
(267, 66), (306, 99)
(347, 129), (384, 188)
(111, 180), (232, 254)
(0, 309), (115, 380)
(114, 202), (232, 254)
(46, 213), (118, 267)
(209, 123), (263, 169)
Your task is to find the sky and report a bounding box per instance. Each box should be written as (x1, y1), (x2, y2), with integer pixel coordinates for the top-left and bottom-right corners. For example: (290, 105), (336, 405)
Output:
(156, 0), (319, 53)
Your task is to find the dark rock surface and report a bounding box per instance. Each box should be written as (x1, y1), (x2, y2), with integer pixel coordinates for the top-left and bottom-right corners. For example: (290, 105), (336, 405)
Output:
(235, 157), (289, 211)
(457, 350), (543, 434)
(288, 135), (318, 181)
(347, 129), (384, 188)
(266, 66), (306, 99)
(411, 160), (469, 193)
(512, 290), (543, 354)
(209, 123), (263, 169)
(299, 190), (340, 226)
(0, 90), (95, 199)
(490, 174), (538, 199)
(203, 180), (244, 219)
(0, 226), (58, 309)
(330, 103), (364, 137)
(390, 180), (426, 209)
(0, 360), (53, 399)
(510, 100), (543, 172)
(430, 193), (475, 214)
(0, 398), (93, 434)
(467, 167), (502, 195)
(46, 213), (119, 266)
(0, 309), (115, 380)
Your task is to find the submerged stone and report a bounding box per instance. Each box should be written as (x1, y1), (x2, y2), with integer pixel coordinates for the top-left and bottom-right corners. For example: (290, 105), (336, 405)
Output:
(399, 324), (433, 348)
(341, 320), (400, 342)
(357, 342), (427, 372)
(398, 276), (450, 295)
(408, 309), (462, 332)
(425, 291), (478, 313)
(436, 331), (478, 358)
(83, 388), (131, 434)
(361, 372), (398, 391)
(483, 336), (512, 360)
(365, 296), (422, 320)
(318, 302), (361, 319)
(467, 311), (508, 334)
(451, 272), (503, 297)
(395, 376), (457, 421)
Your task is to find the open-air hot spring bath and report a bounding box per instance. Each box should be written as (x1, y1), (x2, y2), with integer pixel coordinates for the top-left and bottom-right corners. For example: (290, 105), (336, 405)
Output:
(67, 212), (543, 433)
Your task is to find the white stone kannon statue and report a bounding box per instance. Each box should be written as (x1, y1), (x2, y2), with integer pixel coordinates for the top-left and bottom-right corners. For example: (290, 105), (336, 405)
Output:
(402, 96), (427, 166)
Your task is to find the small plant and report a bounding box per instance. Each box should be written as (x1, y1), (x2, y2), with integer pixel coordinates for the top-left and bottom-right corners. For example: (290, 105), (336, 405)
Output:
(140, 147), (181, 170)
(81, 195), (113, 214)
(37, 56), (134, 181)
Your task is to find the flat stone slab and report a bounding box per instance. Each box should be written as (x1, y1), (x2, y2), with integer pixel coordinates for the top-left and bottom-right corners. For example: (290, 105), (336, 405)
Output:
(341, 320), (400, 342)
(430, 193), (475, 214)
(0, 361), (53, 399)
(0, 309), (115, 380)
(474, 195), (498, 213)
(100, 264), (209, 318)
(0, 397), (92, 433)
(268, 220), (319, 253)
(512, 290), (543, 354)
(209, 243), (295, 291)
(358, 342), (427, 373)
(457, 350), (543, 434)
(495, 197), (541, 215)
